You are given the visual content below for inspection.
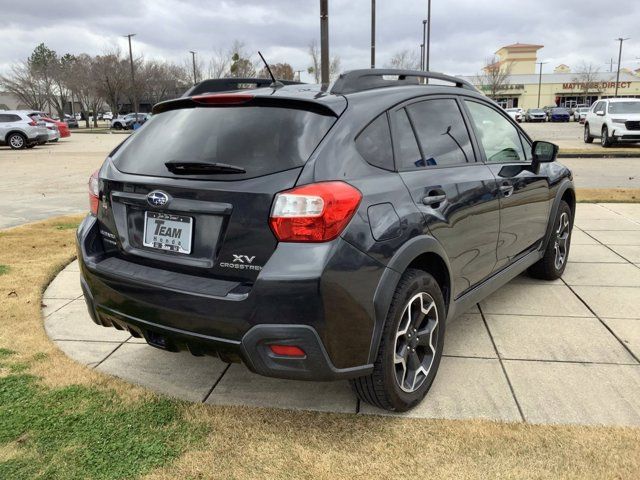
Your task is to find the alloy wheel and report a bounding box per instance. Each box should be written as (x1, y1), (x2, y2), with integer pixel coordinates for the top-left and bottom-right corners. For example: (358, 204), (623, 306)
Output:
(554, 212), (570, 270)
(9, 134), (24, 149)
(393, 292), (439, 393)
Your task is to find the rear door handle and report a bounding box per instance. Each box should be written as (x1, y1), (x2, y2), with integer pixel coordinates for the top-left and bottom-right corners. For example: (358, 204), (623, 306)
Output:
(422, 194), (447, 206)
(499, 184), (514, 197)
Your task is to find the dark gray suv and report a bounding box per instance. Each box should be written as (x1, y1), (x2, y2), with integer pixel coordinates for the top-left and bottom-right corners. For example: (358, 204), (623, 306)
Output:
(77, 70), (574, 411)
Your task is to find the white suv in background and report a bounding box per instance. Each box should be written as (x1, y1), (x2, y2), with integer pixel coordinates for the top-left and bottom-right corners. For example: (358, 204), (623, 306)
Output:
(584, 98), (640, 147)
(0, 111), (49, 149)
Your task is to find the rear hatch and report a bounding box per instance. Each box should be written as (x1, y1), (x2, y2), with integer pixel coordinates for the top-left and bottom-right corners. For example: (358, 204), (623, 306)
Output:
(98, 92), (342, 285)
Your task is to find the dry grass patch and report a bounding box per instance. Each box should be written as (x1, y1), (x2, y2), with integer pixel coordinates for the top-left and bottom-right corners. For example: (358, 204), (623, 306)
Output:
(577, 188), (640, 203)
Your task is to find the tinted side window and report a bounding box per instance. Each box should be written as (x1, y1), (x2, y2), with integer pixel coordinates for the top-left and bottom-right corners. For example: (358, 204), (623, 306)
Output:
(405, 99), (473, 168)
(465, 101), (526, 163)
(355, 113), (394, 171)
(0, 114), (8, 122)
(392, 108), (422, 170)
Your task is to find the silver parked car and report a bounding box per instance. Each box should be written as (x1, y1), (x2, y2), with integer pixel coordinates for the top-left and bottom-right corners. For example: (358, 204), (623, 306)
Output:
(0, 111), (49, 149)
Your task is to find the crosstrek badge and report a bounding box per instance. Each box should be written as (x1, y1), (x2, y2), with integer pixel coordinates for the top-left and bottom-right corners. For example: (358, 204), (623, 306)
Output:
(220, 254), (262, 271)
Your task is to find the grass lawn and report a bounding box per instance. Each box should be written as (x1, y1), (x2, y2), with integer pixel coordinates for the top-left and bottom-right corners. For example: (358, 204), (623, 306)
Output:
(1, 217), (639, 479)
(577, 188), (639, 203)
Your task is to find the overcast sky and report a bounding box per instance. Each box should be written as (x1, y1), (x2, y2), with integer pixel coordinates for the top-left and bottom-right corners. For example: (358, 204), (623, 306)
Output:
(1, 0), (639, 81)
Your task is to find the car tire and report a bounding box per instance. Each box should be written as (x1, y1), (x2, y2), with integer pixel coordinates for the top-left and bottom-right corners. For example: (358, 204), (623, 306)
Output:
(601, 126), (613, 148)
(583, 124), (594, 143)
(7, 132), (27, 150)
(113, 123), (122, 130)
(528, 200), (572, 280)
(350, 268), (446, 412)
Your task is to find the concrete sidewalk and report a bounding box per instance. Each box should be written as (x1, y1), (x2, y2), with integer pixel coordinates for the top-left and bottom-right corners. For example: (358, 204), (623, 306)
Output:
(42, 203), (640, 426)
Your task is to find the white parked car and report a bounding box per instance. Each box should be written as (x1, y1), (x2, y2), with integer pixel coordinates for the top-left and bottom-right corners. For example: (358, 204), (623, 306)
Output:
(0, 110), (49, 149)
(573, 107), (589, 123)
(584, 98), (640, 147)
(505, 108), (523, 123)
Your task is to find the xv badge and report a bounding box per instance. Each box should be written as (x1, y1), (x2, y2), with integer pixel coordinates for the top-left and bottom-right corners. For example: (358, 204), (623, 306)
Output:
(232, 255), (256, 264)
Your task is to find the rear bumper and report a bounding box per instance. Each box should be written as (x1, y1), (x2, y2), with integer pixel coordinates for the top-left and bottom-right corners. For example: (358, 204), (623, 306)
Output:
(30, 134), (49, 145)
(76, 215), (380, 380)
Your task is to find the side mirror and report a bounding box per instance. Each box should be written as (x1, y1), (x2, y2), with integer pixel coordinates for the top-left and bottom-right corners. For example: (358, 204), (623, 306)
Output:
(596, 110), (605, 116)
(532, 140), (558, 164)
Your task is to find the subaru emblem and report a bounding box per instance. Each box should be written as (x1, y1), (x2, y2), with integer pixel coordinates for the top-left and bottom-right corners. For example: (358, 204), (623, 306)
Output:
(147, 190), (170, 207)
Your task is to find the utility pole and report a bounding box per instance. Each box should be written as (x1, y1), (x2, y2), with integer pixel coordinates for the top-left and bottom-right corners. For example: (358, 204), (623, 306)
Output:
(295, 69), (304, 81)
(320, 0), (329, 84)
(421, 20), (427, 71)
(189, 51), (197, 85)
(536, 61), (547, 108)
(370, 0), (376, 68)
(124, 33), (138, 114)
(425, 0), (431, 71)
(615, 37), (629, 97)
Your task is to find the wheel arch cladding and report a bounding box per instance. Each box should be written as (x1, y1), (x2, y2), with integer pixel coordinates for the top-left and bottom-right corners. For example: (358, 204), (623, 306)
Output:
(369, 235), (453, 363)
(543, 180), (575, 251)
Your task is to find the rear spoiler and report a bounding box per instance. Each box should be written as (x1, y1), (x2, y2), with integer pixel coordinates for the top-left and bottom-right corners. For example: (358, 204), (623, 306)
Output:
(183, 78), (303, 97)
(153, 92), (343, 117)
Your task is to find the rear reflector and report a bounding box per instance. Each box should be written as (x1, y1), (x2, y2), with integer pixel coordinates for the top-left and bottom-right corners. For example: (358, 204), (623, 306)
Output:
(192, 93), (254, 105)
(269, 181), (362, 242)
(269, 345), (306, 357)
(88, 170), (99, 215)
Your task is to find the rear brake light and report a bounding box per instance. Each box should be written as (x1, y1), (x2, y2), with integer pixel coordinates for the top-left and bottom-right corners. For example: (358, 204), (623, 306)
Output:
(88, 170), (99, 215)
(28, 120), (37, 126)
(192, 93), (254, 105)
(269, 345), (306, 357)
(269, 181), (362, 242)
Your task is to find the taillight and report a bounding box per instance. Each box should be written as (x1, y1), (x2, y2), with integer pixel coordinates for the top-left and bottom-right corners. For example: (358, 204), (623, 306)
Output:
(88, 170), (99, 215)
(269, 181), (362, 242)
(28, 120), (37, 126)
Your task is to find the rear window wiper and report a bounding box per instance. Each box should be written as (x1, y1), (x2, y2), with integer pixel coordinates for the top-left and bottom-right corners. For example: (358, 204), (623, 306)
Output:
(165, 161), (246, 175)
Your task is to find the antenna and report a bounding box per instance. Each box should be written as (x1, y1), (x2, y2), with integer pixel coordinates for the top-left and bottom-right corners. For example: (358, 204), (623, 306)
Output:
(257, 51), (284, 89)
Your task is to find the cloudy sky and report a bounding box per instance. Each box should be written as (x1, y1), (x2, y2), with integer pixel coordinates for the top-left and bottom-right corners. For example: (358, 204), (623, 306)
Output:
(1, 0), (639, 81)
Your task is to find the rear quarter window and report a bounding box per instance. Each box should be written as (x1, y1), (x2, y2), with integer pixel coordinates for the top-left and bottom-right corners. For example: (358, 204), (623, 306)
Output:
(112, 105), (336, 181)
(355, 113), (394, 171)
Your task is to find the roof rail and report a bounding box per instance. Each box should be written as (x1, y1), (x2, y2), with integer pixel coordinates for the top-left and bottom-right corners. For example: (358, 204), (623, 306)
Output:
(183, 78), (303, 97)
(330, 69), (477, 95)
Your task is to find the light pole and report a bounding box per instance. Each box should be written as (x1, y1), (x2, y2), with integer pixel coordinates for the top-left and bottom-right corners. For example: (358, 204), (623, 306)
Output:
(124, 33), (138, 115)
(189, 51), (197, 85)
(320, 0), (329, 84)
(536, 61), (547, 108)
(295, 69), (304, 81)
(370, 0), (376, 68)
(421, 19), (427, 71)
(425, 0), (431, 71)
(615, 37), (629, 97)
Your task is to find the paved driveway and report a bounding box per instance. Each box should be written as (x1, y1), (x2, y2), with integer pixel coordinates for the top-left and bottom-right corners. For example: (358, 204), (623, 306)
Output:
(43, 203), (640, 426)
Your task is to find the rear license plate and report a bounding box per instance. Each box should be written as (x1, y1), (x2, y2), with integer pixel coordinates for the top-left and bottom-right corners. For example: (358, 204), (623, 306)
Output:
(143, 211), (193, 254)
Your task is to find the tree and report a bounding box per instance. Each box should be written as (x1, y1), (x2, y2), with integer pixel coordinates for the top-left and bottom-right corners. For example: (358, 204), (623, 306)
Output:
(474, 55), (512, 99)
(259, 62), (294, 80)
(229, 41), (256, 78)
(139, 60), (190, 105)
(0, 62), (48, 111)
(66, 54), (104, 127)
(93, 49), (129, 115)
(208, 47), (230, 78)
(386, 50), (420, 70)
(572, 62), (602, 104)
(307, 39), (341, 83)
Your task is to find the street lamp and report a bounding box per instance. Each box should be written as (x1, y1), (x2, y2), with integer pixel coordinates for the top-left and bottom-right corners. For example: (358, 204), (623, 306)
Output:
(614, 37), (630, 97)
(425, 0), (431, 72)
(189, 51), (197, 85)
(370, 0), (376, 68)
(421, 20), (427, 71)
(536, 61), (547, 108)
(124, 33), (137, 115)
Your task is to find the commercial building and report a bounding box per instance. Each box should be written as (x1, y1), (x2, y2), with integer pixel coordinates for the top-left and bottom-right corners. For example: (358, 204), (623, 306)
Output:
(465, 43), (640, 110)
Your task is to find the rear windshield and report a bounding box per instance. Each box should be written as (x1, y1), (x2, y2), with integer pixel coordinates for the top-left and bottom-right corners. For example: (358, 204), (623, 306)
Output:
(112, 106), (336, 180)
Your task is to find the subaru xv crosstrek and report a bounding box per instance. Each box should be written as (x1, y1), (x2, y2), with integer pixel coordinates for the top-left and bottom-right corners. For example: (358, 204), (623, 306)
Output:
(77, 70), (575, 412)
